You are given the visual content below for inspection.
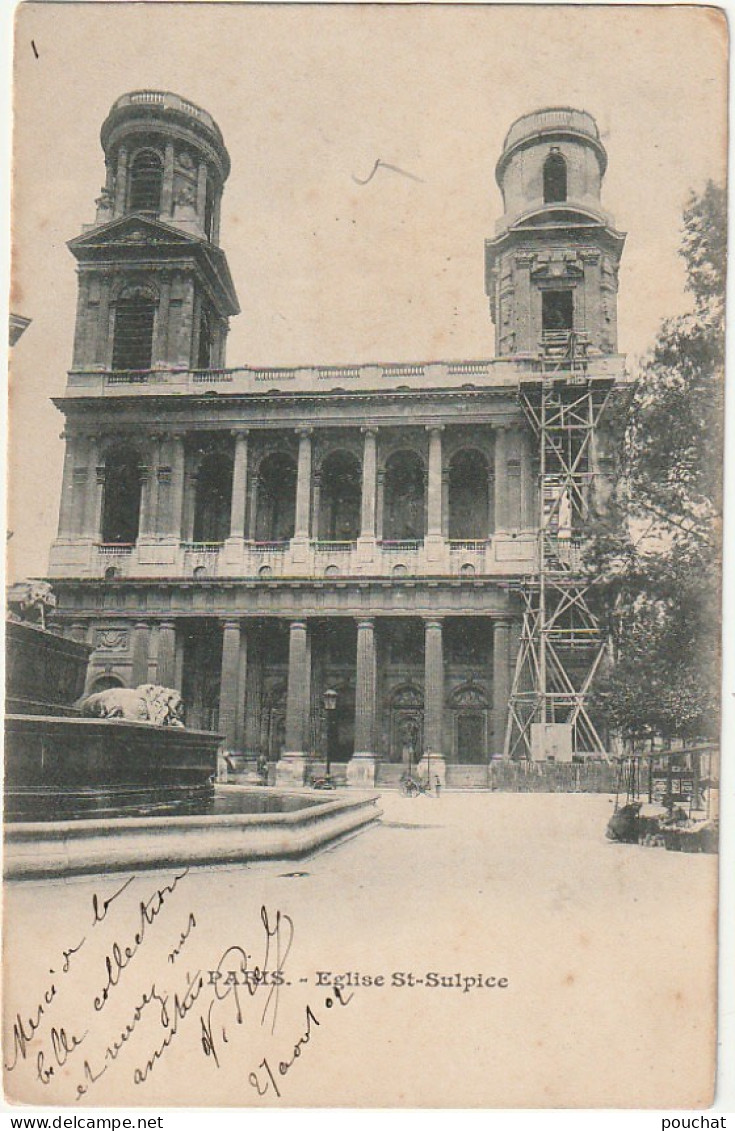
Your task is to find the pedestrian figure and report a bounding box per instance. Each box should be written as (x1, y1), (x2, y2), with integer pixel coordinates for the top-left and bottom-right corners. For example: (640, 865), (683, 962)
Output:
(434, 775), (441, 798)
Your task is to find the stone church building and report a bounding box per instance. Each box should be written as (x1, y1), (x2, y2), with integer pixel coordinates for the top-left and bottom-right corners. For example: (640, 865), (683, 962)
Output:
(47, 94), (626, 786)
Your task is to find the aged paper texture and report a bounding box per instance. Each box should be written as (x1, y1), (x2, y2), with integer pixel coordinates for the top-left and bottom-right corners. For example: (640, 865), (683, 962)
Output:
(3, 2), (727, 1109)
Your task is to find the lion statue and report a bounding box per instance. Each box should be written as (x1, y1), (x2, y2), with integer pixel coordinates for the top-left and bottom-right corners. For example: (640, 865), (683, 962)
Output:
(7, 580), (57, 630)
(80, 684), (185, 727)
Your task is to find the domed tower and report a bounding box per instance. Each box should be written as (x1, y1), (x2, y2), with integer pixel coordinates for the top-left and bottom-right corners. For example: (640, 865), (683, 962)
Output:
(485, 108), (625, 358)
(67, 91), (239, 373)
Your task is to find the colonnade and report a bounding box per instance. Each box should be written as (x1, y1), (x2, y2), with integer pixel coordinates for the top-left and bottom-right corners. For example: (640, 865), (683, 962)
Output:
(56, 424), (537, 546)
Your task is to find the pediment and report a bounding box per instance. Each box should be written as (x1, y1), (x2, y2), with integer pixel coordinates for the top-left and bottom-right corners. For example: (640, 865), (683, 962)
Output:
(69, 214), (204, 253)
(68, 215), (240, 315)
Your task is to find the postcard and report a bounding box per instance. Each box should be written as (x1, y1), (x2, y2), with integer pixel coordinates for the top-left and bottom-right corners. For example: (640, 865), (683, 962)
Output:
(3, 2), (728, 1109)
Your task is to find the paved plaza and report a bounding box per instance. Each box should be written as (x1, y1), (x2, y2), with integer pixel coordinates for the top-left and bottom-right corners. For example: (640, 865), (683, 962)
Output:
(3, 792), (717, 1108)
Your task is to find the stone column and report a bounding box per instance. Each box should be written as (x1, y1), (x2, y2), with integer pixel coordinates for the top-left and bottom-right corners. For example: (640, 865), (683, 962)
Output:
(277, 620), (311, 785)
(292, 429), (313, 563)
(426, 426), (444, 537)
(71, 469), (88, 536)
(514, 252), (534, 353)
(130, 621), (151, 686)
(197, 162), (208, 230)
(168, 433), (186, 540)
(244, 632), (264, 757)
(441, 467), (450, 538)
(507, 433), (522, 530)
(228, 431), (249, 540)
(212, 194), (222, 245)
(494, 426), (508, 532)
(72, 277), (91, 369)
(96, 277), (112, 366)
(359, 427), (378, 539)
(311, 472), (322, 541)
(154, 275), (172, 366)
(161, 141), (175, 218)
(156, 621), (177, 688)
(376, 470), (385, 541)
(520, 430), (536, 528)
(419, 618), (446, 786)
(138, 437), (160, 538)
(493, 618), (511, 756)
(114, 146), (128, 216)
(218, 619), (243, 751)
(487, 465), (496, 536)
(83, 437), (104, 539)
(247, 472), (259, 540)
(57, 432), (78, 536)
(348, 618), (378, 786)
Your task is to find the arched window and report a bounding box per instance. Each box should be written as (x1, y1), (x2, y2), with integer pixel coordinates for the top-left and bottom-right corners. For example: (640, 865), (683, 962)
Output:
(129, 149), (163, 214)
(101, 446), (142, 544)
(192, 451), (233, 543)
(543, 151), (567, 204)
(383, 451), (425, 541)
(448, 449), (490, 539)
(255, 452), (297, 541)
(318, 451), (361, 540)
(112, 293), (156, 371)
(89, 673), (125, 694)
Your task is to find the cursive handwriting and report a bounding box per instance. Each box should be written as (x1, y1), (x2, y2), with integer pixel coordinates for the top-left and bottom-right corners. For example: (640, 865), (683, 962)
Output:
(132, 971), (206, 1085)
(5, 929), (88, 1073)
(37, 1025), (87, 1084)
(199, 904), (294, 1070)
(93, 869), (189, 1012)
(168, 912), (197, 964)
(248, 986), (354, 1100)
(92, 875), (135, 926)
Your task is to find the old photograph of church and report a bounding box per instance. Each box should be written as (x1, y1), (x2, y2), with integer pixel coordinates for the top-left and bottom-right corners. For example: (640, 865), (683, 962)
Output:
(3, 2), (729, 1110)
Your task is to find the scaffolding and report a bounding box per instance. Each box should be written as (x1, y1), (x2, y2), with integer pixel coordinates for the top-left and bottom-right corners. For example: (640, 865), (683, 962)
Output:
(504, 337), (616, 760)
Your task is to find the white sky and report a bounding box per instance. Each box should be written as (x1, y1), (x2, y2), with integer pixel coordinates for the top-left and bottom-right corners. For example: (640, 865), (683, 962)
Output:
(6, 2), (727, 580)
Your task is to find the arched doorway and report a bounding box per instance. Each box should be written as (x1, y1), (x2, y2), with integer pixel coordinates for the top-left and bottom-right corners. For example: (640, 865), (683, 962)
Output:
(450, 683), (489, 764)
(318, 451), (361, 540)
(255, 452), (297, 542)
(383, 450), (425, 541)
(448, 449), (490, 539)
(389, 684), (424, 764)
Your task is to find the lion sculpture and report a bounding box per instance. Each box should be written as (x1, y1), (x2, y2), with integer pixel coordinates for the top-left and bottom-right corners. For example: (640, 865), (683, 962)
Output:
(7, 580), (57, 630)
(80, 684), (185, 727)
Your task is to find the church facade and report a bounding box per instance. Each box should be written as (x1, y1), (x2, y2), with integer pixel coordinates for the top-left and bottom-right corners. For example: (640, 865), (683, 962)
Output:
(47, 94), (626, 787)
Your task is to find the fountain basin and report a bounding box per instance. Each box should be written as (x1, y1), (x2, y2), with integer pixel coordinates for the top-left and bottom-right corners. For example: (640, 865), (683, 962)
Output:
(5, 714), (221, 787)
(4, 786), (382, 880)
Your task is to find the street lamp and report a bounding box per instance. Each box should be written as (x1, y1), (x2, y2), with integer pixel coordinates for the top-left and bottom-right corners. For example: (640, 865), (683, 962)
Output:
(323, 687), (338, 780)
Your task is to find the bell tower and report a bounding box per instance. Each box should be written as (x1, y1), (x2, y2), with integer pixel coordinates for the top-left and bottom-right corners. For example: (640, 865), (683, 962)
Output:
(67, 91), (239, 374)
(485, 108), (625, 358)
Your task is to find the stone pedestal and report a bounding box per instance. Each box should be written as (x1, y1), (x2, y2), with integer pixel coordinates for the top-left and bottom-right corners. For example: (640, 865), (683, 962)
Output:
(346, 755), (378, 788)
(222, 536), (246, 566)
(417, 755), (446, 789)
(356, 536), (377, 566)
(276, 754), (310, 787)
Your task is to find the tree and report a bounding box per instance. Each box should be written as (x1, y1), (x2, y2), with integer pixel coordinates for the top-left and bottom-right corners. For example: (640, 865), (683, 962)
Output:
(586, 181), (725, 746)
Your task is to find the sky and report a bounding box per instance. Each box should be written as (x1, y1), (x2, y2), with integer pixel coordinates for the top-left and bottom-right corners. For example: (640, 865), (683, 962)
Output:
(6, 2), (728, 581)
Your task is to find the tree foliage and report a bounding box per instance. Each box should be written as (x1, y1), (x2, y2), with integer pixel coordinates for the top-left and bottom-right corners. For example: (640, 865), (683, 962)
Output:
(586, 181), (725, 745)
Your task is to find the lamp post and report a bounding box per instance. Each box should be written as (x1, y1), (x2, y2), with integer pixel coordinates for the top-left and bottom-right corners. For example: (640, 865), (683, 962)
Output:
(323, 687), (338, 781)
